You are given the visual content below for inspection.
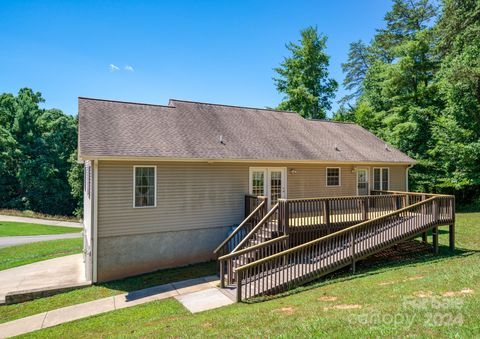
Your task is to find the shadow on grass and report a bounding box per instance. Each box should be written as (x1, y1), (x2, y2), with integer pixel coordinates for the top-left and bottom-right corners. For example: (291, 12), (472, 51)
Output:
(97, 261), (218, 294)
(245, 240), (478, 303)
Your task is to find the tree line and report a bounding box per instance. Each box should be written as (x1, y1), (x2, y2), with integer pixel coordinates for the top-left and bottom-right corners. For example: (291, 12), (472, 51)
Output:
(1, 0), (478, 217)
(274, 0), (480, 205)
(0, 89), (82, 217)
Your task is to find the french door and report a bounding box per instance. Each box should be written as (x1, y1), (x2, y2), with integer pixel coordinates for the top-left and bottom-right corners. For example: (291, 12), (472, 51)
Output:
(249, 167), (287, 208)
(357, 168), (369, 196)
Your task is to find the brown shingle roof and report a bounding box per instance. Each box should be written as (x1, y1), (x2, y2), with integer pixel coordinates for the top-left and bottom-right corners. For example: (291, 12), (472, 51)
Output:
(78, 97), (415, 164)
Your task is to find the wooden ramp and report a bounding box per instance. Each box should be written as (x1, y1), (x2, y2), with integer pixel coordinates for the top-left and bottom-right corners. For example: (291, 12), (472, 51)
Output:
(219, 194), (454, 301)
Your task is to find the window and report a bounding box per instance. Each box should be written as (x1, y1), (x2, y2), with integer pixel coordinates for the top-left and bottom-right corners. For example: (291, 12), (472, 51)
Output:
(134, 166), (156, 207)
(373, 168), (389, 190)
(326, 168), (341, 186)
(251, 170), (266, 196)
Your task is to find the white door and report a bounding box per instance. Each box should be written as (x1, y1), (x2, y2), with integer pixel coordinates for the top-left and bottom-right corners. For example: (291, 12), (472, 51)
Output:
(357, 168), (369, 196)
(249, 167), (287, 208)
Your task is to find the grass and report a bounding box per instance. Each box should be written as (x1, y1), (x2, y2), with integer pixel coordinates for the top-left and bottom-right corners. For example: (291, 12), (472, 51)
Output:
(0, 209), (79, 222)
(0, 238), (83, 271)
(0, 261), (217, 323)
(3, 211), (480, 337)
(0, 221), (81, 236)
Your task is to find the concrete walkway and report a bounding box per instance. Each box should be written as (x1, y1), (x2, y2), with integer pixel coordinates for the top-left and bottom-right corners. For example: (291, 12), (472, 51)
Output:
(0, 233), (82, 249)
(0, 254), (87, 304)
(0, 215), (82, 228)
(0, 275), (234, 338)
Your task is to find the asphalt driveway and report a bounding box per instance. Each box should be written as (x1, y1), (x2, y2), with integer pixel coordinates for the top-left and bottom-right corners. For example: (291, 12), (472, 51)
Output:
(0, 233), (82, 249)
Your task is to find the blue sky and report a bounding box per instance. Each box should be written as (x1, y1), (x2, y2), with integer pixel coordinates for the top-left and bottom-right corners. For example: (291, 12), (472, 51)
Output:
(0, 1), (392, 116)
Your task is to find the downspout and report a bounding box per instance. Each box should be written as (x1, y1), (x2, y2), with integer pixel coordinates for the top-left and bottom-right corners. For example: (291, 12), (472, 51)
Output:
(92, 160), (99, 283)
(406, 164), (414, 192)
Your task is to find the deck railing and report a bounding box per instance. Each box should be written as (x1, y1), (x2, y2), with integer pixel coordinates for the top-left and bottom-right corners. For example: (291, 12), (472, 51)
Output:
(213, 195), (268, 257)
(218, 235), (289, 287)
(232, 203), (281, 252)
(234, 192), (454, 301)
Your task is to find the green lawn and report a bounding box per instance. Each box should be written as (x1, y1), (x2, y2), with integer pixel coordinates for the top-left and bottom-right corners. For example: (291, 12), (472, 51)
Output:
(0, 221), (81, 236)
(0, 238), (83, 271)
(4, 211), (480, 337)
(0, 261), (217, 324)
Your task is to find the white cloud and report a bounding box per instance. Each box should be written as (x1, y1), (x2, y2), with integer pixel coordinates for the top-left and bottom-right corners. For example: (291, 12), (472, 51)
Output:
(109, 64), (120, 72)
(124, 65), (134, 72)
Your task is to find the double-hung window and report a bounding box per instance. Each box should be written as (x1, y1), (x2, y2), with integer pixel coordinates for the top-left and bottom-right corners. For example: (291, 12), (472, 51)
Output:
(373, 168), (389, 190)
(326, 168), (341, 187)
(134, 166), (156, 208)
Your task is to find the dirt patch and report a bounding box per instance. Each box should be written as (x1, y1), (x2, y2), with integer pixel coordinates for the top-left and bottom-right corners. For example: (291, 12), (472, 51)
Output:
(378, 275), (424, 286)
(201, 322), (213, 329)
(324, 304), (362, 311)
(274, 307), (296, 315)
(442, 288), (475, 297)
(442, 291), (456, 297)
(413, 291), (433, 298)
(318, 296), (338, 302)
(403, 275), (424, 282)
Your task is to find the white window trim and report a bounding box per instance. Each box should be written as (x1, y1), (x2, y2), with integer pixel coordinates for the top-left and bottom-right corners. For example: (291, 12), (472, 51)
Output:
(133, 165), (157, 208)
(356, 167), (369, 196)
(373, 167), (390, 191)
(249, 167), (287, 208)
(326, 167), (341, 187)
(249, 167), (268, 197)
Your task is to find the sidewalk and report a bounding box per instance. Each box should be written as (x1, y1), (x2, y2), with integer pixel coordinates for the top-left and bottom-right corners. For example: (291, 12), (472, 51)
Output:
(0, 254), (86, 304)
(0, 215), (82, 228)
(0, 275), (234, 338)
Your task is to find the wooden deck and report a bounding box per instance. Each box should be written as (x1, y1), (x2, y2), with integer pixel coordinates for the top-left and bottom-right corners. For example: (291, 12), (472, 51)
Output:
(216, 191), (455, 301)
(287, 209), (396, 227)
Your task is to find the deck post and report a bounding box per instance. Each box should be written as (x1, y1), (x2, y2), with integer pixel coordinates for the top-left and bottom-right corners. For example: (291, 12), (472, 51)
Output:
(432, 226), (439, 254)
(449, 196), (455, 252)
(324, 200), (331, 233)
(421, 232), (428, 243)
(433, 199), (438, 222)
(220, 260), (225, 288)
(449, 224), (455, 252)
(236, 270), (242, 302)
(362, 197), (368, 221)
(351, 230), (356, 273)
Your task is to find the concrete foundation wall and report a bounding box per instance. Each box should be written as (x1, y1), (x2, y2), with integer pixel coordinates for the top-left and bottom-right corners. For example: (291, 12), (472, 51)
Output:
(96, 226), (229, 282)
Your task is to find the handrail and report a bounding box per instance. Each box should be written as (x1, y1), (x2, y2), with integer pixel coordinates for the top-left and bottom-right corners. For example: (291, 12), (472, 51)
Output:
(281, 194), (398, 202)
(213, 199), (266, 254)
(232, 203), (279, 253)
(218, 235), (289, 260)
(371, 190), (453, 198)
(236, 196), (437, 272)
(219, 234), (289, 287)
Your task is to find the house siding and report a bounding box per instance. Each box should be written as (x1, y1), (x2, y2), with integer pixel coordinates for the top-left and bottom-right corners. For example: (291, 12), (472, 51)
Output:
(95, 160), (407, 281)
(97, 161), (407, 238)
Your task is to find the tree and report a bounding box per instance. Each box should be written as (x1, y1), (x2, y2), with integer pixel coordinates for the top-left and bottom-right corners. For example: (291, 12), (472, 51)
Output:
(429, 0), (480, 198)
(339, 40), (371, 107)
(0, 88), (82, 216)
(373, 0), (437, 60)
(273, 26), (338, 119)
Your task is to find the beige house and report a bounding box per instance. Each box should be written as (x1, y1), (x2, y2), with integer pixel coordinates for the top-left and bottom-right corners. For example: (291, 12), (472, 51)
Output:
(78, 97), (415, 282)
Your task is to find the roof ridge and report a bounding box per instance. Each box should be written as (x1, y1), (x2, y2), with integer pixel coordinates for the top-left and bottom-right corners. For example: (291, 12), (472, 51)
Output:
(168, 98), (298, 114)
(307, 118), (356, 125)
(78, 97), (175, 109)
